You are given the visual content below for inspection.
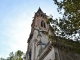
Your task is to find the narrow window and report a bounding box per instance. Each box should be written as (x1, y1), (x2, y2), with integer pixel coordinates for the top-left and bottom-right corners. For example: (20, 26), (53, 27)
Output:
(44, 23), (46, 28)
(41, 14), (43, 17)
(41, 20), (44, 27)
(41, 20), (46, 28)
(29, 50), (31, 59)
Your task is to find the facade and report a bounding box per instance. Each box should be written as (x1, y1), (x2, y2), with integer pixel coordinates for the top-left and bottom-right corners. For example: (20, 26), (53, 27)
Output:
(25, 8), (80, 60)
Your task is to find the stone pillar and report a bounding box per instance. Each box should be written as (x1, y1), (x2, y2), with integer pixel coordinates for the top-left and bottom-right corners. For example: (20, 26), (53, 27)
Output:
(31, 43), (34, 60)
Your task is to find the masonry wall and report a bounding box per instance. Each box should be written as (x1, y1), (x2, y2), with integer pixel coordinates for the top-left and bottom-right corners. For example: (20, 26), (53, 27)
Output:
(43, 48), (55, 60)
(42, 46), (80, 60)
(58, 49), (80, 60)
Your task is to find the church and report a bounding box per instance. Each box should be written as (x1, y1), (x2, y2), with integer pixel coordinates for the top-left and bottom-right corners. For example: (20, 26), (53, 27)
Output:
(25, 8), (80, 60)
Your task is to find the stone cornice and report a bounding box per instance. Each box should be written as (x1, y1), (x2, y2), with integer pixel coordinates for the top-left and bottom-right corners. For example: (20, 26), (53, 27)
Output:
(52, 42), (73, 51)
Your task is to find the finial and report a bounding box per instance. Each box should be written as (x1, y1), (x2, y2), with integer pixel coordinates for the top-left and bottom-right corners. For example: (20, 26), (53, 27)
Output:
(38, 7), (42, 11)
(39, 7), (41, 9)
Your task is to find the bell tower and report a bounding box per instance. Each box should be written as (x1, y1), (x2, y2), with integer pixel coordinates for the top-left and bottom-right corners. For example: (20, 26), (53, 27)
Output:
(26, 7), (49, 60)
(31, 7), (49, 32)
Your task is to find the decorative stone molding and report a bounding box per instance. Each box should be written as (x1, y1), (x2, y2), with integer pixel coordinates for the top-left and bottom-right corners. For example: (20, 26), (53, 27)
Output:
(37, 42), (52, 60)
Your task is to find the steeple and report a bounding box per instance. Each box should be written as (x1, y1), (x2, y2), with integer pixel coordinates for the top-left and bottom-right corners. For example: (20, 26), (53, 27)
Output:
(37, 7), (43, 13)
(31, 7), (49, 32)
(26, 8), (49, 60)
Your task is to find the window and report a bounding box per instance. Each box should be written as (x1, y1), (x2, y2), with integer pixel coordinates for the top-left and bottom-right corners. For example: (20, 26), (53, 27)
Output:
(41, 20), (46, 28)
(41, 14), (43, 17)
(41, 20), (44, 27)
(29, 50), (31, 59)
(44, 23), (46, 28)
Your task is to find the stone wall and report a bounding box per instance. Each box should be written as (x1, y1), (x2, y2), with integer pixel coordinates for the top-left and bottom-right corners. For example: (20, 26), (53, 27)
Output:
(59, 49), (80, 60)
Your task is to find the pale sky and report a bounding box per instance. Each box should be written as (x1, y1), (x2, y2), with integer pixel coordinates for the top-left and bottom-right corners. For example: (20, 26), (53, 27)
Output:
(0, 0), (61, 58)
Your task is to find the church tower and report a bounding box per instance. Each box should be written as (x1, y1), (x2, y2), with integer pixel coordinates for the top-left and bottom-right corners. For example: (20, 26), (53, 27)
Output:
(25, 7), (80, 60)
(26, 7), (49, 60)
(31, 7), (49, 32)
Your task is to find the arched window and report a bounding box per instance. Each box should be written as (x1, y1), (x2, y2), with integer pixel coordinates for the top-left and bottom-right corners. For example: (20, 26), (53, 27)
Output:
(41, 14), (43, 17)
(44, 23), (46, 28)
(41, 20), (46, 28)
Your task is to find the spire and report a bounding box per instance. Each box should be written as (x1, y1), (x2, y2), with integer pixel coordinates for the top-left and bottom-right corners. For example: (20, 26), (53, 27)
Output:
(38, 7), (42, 11)
(37, 7), (43, 13)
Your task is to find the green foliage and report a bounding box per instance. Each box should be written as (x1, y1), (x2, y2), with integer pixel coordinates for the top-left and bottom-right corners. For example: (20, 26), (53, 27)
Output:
(50, 36), (80, 54)
(55, 0), (80, 32)
(58, 38), (80, 54)
(48, 0), (80, 40)
(0, 58), (5, 60)
(48, 0), (80, 53)
(9, 52), (14, 60)
(0, 50), (24, 60)
(16, 50), (23, 58)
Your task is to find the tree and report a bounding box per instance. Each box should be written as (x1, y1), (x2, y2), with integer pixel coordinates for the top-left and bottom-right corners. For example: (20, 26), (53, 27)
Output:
(9, 52), (14, 60)
(47, 0), (80, 54)
(15, 50), (24, 60)
(16, 50), (23, 58)
(48, 0), (80, 40)
(0, 57), (5, 60)
(3, 50), (24, 60)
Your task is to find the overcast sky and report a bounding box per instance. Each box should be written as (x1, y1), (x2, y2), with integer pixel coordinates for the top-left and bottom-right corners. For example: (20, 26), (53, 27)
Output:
(0, 0), (62, 58)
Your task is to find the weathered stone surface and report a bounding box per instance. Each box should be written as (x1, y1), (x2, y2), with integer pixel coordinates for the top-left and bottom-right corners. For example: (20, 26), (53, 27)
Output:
(59, 50), (80, 60)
